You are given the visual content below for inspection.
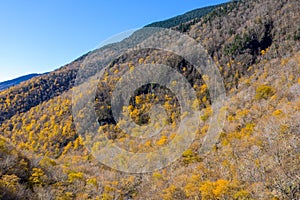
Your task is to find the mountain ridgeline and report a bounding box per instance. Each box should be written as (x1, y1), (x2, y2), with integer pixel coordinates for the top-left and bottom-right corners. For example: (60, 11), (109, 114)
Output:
(145, 3), (225, 31)
(0, 74), (41, 91)
(0, 0), (299, 199)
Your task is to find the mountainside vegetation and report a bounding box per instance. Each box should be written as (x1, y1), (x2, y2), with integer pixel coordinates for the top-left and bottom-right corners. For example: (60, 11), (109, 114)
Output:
(0, 74), (42, 91)
(0, 0), (299, 199)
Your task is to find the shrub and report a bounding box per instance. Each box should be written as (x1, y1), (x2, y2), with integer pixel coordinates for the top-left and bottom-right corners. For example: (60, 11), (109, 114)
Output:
(255, 85), (275, 100)
(182, 149), (201, 164)
(68, 172), (84, 183)
(29, 168), (45, 186)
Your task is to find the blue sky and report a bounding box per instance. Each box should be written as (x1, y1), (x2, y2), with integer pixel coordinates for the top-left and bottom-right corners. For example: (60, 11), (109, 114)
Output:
(0, 0), (228, 82)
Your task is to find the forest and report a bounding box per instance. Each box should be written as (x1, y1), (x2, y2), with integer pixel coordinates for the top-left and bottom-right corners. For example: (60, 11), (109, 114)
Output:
(0, 0), (299, 199)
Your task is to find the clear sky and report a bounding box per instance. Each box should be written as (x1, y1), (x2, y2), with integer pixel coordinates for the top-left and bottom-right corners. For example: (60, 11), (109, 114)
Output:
(0, 0), (228, 82)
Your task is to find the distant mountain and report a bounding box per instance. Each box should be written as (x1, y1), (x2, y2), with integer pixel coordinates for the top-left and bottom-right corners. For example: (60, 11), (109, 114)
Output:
(0, 73), (41, 91)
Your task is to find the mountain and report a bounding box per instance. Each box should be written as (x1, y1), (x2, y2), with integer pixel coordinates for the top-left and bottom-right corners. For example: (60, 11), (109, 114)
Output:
(0, 73), (41, 91)
(145, 3), (223, 30)
(0, 0), (299, 199)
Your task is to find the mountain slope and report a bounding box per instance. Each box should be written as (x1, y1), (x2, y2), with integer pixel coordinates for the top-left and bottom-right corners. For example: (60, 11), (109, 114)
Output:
(0, 74), (41, 91)
(145, 3), (224, 30)
(0, 0), (299, 199)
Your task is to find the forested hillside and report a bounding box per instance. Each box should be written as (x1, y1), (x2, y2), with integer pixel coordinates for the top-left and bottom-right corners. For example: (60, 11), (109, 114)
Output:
(0, 0), (299, 199)
(0, 74), (42, 91)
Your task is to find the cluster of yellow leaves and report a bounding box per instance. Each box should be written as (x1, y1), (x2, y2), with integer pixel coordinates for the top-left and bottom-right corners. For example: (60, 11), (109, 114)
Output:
(0, 174), (20, 192)
(200, 179), (250, 200)
(255, 84), (275, 100)
(29, 168), (46, 186)
(68, 172), (84, 183)
(138, 57), (144, 65)
(200, 106), (212, 121)
(272, 109), (283, 116)
(182, 148), (201, 164)
(156, 135), (168, 146)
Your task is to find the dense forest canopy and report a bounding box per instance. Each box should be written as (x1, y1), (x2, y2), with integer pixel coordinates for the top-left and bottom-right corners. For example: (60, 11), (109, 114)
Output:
(0, 0), (299, 199)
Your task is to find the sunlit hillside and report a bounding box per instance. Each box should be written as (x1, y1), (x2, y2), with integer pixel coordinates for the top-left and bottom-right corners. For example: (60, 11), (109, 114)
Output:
(0, 0), (299, 199)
